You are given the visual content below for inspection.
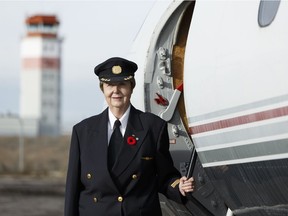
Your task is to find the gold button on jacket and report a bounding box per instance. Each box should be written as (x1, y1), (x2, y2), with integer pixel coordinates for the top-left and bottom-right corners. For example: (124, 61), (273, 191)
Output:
(117, 196), (123, 202)
(87, 173), (92, 179)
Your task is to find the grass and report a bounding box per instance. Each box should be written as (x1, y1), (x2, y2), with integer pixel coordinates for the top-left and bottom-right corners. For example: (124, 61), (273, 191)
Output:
(0, 135), (71, 179)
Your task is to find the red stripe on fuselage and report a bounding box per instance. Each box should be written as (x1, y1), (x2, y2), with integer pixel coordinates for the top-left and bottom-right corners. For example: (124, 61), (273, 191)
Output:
(189, 106), (288, 135)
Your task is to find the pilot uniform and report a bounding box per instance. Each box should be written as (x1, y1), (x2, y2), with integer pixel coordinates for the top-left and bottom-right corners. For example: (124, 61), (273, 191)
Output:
(64, 57), (184, 216)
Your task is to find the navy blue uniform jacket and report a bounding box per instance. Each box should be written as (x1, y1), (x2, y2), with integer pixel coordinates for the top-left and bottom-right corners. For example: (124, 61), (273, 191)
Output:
(64, 106), (183, 216)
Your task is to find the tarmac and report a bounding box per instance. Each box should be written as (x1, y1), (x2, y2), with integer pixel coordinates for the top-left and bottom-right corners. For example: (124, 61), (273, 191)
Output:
(0, 175), (65, 216)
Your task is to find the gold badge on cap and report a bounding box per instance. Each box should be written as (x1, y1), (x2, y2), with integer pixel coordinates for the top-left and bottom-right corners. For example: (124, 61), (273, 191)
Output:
(112, 65), (122, 74)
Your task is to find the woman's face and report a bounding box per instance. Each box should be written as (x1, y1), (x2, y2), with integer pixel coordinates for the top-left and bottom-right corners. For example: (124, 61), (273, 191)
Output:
(102, 81), (133, 113)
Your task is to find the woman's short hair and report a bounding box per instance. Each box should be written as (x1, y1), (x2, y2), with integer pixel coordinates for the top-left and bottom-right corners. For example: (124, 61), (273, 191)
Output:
(99, 77), (136, 91)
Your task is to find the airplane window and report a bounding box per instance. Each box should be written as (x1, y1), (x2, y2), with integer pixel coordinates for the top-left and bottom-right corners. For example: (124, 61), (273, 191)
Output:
(258, 0), (280, 27)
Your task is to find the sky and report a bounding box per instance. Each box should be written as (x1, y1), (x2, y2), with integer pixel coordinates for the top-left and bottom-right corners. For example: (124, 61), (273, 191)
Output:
(0, 0), (156, 132)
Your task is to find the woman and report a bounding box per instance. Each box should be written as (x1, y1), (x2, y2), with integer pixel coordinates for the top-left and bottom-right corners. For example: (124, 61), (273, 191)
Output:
(64, 57), (194, 216)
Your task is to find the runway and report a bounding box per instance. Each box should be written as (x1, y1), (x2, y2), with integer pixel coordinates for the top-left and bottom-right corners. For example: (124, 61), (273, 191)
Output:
(0, 176), (65, 216)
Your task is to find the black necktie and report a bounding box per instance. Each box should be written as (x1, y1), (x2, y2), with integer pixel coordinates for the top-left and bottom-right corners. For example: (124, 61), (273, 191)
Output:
(108, 119), (123, 170)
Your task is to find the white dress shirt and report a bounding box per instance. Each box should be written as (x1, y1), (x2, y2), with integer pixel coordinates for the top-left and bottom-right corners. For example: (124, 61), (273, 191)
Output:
(107, 105), (131, 144)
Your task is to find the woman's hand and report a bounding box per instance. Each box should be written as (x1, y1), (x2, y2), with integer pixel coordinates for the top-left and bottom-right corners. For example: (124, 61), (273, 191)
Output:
(179, 176), (195, 196)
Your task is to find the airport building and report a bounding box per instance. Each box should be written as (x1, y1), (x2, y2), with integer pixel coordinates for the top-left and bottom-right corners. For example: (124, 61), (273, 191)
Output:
(0, 14), (62, 137)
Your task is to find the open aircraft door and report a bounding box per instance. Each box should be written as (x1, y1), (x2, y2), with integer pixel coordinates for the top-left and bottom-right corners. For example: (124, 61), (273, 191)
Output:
(131, 1), (228, 215)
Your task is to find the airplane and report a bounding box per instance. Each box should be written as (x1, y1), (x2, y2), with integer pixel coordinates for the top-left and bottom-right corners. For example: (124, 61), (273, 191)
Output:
(127, 0), (288, 215)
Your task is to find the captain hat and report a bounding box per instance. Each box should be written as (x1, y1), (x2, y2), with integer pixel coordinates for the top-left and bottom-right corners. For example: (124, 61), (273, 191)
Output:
(94, 57), (138, 82)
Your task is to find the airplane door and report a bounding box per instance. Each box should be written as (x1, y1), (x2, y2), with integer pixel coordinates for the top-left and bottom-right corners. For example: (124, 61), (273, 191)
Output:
(140, 1), (227, 215)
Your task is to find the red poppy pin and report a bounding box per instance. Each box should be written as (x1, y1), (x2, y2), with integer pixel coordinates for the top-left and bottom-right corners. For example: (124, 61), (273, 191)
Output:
(127, 135), (137, 146)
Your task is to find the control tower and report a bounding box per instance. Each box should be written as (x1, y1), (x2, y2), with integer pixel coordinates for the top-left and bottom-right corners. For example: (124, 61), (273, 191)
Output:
(20, 15), (62, 136)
